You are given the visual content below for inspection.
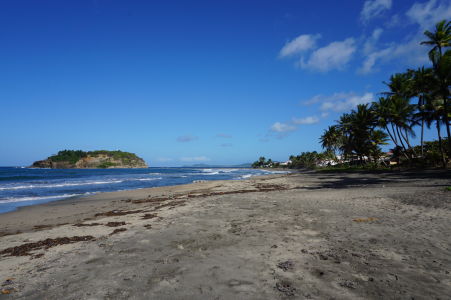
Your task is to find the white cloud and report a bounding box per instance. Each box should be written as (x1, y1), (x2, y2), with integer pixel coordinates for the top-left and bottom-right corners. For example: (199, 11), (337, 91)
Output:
(177, 135), (198, 142)
(270, 122), (296, 133)
(299, 38), (356, 72)
(279, 34), (321, 57)
(360, 0), (451, 74)
(292, 116), (319, 125)
(180, 156), (210, 162)
(363, 28), (383, 55)
(220, 143), (233, 147)
(319, 92), (374, 112)
(359, 33), (430, 74)
(361, 0), (392, 23)
(303, 92), (357, 105)
(406, 0), (451, 28)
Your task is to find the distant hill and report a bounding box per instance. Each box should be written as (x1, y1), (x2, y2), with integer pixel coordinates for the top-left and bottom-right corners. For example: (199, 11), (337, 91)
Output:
(182, 163), (252, 168)
(30, 150), (148, 169)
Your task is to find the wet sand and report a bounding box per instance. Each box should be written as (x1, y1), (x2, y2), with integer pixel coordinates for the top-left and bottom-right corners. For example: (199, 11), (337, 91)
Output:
(0, 170), (450, 299)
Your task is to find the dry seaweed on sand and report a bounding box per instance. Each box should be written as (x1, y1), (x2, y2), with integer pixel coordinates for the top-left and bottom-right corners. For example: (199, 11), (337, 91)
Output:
(73, 222), (102, 227)
(105, 221), (127, 227)
(0, 236), (95, 257)
(95, 210), (143, 217)
(141, 213), (158, 220)
(109, 228), (127, 235)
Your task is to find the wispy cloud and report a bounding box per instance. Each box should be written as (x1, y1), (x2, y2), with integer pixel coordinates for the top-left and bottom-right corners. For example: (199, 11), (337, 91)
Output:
(406, 0), (451, 28)
(319, 92), (374, 112)
(270, 122), (296, 133)
(216, 133), (232, 138)
(220, 143), (233, 147)
(176, 135), (198, 143)
(360, 0), (392, 23)
(292, 116), (319, 125)
(299, 38), (356, 72)
(180, 156), (210, 162)
(359, 0), (451, 74)
(279, 34), (321, 57)
(268, 114), (321, 139)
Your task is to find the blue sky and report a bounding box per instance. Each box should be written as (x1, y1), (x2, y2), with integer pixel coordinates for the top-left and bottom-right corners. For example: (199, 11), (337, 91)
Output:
(1, 0), (450, 166)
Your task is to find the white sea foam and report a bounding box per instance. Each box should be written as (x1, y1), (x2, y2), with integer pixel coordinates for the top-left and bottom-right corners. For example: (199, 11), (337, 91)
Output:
(0, 180), (125, 191)
(240, 174), (253, 179)
(136, 177), (162, 181)
(262, 170), (291, 174)
(0, 193), (89, 204)
(201, 168), (238, 174)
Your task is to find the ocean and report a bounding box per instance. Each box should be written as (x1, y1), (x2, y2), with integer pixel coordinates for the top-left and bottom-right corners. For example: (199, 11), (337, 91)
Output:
(0, 167), (287, 214)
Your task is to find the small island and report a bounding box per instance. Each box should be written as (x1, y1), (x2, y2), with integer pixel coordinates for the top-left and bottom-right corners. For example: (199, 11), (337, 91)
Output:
(30, 150), (148, 169)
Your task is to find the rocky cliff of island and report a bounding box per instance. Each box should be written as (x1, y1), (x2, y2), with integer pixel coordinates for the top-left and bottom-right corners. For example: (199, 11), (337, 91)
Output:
(30, 150), (148, 169)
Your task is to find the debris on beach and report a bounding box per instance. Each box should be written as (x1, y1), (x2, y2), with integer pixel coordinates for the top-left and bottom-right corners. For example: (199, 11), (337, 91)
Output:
(1, 287), (16, 294)
(141, 213), (158, 220)
(95, 210), (143, 217)
(277, 260), (295, 271)
(33, 224), (53, 230)
(105, 221), (127, 227)
(73, 221), (126, 227)
(0, 236), (95, 257)
(73, 223), (102, 227)
(109, 228), (127, 235)
(275, 281), (296, 296)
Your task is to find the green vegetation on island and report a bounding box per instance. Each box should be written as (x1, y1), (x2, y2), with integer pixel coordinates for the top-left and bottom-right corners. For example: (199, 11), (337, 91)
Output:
(31, 150), (148, 169)
(254, 20), (451, 171)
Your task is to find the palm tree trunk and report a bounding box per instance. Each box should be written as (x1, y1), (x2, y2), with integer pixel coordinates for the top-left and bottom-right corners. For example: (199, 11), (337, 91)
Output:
(390, 123), (398, 144)
(385, 125), (409, 160)
(384, 126), (398, 146)
(443, 97), (451, 154)
(395, 126), (408, 152)
(421, 119), (425, 157)
(401, 128), (418, 157)
(436, 119), (447, 168)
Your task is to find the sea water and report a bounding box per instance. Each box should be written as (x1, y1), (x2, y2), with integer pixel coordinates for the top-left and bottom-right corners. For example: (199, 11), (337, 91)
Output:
(0, 167), (288, 214)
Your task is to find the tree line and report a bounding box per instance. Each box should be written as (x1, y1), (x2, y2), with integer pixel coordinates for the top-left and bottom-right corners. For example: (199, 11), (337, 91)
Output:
(320, 20), (450, 168)
(253, 20), (450, 169)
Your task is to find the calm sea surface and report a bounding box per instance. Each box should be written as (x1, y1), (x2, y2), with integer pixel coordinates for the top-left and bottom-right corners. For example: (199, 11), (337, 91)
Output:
(0, 167), (287, 214)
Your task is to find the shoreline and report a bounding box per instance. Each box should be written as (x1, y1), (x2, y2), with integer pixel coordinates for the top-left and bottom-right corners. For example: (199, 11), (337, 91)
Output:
(0, 173), (287, 236)
(0, 168), (290, 215)
(1, 170), (450, 299)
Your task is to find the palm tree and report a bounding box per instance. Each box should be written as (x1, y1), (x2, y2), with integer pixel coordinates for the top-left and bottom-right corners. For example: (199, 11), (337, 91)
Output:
(411, 67), (434, 156)
(319, 126), (342, 160)
(421, 20), (451, 58)
(423, 97), (447, 167)
(382, 72), (419, 158)
(422, 20), (451, 155)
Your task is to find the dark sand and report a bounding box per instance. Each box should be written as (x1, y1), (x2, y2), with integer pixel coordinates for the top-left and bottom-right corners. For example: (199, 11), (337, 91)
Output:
(0, 170), (450, 299)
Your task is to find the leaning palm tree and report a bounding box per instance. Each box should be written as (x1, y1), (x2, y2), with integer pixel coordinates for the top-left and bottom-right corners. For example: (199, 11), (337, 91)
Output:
(382, 71), (418, 158)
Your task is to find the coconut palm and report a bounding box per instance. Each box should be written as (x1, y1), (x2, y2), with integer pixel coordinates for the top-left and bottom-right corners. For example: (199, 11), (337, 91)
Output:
(422, 20), (451, 155)
(319, 125), (342, 159)
(421, 20), (451, 58)
(411, 67), (434, 156)
(423, 97), (447, 167)
(382, 71), (418, 157)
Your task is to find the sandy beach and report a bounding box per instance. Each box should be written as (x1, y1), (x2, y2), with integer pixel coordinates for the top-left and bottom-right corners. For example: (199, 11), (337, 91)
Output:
(0, 170), (450, 299)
